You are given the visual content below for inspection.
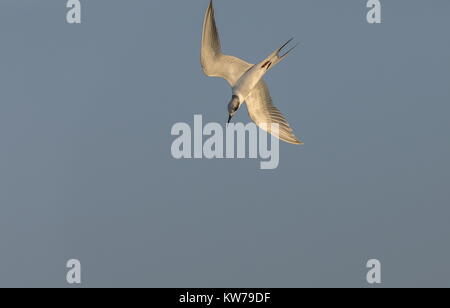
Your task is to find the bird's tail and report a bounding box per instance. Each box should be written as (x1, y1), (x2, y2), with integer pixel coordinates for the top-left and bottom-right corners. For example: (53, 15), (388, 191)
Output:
(259, 38), (299, 72)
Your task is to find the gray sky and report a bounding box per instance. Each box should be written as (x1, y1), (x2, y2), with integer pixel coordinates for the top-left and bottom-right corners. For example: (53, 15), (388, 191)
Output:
(0, 0), (449, 287)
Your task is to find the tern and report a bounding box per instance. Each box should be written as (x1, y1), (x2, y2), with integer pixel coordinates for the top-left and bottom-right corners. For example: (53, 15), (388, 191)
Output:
(201, 0), (303, 145)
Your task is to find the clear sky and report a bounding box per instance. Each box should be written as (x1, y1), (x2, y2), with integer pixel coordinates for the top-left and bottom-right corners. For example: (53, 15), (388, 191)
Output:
(0, 0), (449, 287)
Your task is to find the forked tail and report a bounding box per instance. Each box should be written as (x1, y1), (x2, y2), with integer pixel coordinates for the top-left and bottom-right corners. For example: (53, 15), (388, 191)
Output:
(259, 38), (299, 72)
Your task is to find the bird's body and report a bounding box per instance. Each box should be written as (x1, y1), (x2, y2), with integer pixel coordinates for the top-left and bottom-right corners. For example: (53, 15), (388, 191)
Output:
(233, 39), (298, 103)
(201, 1), (303, 145)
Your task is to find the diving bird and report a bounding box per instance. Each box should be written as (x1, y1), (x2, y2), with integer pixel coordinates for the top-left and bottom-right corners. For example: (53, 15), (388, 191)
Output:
(201, 0), (303, 145)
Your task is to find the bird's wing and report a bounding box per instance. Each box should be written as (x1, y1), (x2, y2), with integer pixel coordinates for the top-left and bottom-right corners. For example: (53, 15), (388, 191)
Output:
(246, 80), (303, 145)
(201, 0), (251, 86)
(202, 1), (302, 145)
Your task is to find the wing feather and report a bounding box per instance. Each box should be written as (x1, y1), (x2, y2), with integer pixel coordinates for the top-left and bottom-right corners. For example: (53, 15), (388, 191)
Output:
(246, 81), (303, 145)
(201, 1), (251, 86)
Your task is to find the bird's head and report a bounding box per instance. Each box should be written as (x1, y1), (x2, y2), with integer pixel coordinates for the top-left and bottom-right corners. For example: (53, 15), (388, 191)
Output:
(227, 95), (241, 123)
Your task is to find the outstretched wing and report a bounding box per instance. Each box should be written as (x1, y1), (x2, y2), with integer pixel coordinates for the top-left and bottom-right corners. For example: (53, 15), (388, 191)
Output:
(201, 1), (302, 145)
(246, 81), (303, 145)
(201, 0), (251, 86)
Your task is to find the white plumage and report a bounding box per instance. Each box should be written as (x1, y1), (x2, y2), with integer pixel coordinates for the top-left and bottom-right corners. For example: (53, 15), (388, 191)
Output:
(201, 1), (303, 145)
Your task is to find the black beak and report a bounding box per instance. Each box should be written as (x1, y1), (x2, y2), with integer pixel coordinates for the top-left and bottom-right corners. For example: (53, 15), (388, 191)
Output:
(227, 115), (232, 124)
